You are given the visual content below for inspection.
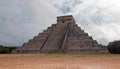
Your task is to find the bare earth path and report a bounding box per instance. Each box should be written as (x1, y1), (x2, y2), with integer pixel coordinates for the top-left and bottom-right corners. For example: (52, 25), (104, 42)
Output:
(0, 54), (120, 69)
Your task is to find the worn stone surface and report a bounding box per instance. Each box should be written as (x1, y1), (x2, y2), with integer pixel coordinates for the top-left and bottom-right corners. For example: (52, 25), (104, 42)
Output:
(12, 15), (109, 54)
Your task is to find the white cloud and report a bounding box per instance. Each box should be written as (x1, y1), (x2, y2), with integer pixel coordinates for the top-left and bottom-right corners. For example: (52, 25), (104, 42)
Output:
(75, 0), (120, 45)
(0, 0), (59, 46)
(48, 0), (82, 14)
(0, 0), (120, 46)
(88, 23), (120, 44)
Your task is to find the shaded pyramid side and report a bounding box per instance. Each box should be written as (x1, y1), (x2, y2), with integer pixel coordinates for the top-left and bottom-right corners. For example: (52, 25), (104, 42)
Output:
(12, 24), (56, 53)
(40, 15), (76, 53)
(40, 22), (70, 53)
(62, 23), (108, 53)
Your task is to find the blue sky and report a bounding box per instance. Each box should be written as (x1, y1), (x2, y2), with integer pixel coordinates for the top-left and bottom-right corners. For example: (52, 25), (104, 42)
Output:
(0, 0), (120, 46)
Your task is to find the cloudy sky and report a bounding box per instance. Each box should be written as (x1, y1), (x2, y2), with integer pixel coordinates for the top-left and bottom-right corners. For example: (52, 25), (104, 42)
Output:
(0, 0), (120, 46)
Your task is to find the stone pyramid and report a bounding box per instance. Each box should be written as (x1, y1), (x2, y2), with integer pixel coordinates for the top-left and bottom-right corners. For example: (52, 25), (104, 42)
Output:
(12, 15), (108, 54)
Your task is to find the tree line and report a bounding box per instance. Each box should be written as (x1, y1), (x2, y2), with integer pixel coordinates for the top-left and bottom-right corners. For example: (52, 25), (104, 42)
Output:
(0, 45), (16, 54)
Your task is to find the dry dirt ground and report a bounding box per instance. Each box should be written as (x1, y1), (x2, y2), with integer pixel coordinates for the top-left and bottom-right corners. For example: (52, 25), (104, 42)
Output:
(0, 54), (120, 69)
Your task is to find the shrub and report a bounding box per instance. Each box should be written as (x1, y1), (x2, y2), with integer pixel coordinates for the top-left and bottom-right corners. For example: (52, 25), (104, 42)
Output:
(107, 40), (120, 54)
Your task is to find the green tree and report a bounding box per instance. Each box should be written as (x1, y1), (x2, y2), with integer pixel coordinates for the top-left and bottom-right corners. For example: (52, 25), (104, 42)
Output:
(0, 45), (16, 54)
(107, 40), (120, 54)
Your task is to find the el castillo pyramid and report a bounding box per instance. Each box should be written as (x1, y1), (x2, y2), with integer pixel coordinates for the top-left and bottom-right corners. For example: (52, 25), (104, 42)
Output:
(12, 15), (109, 54)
